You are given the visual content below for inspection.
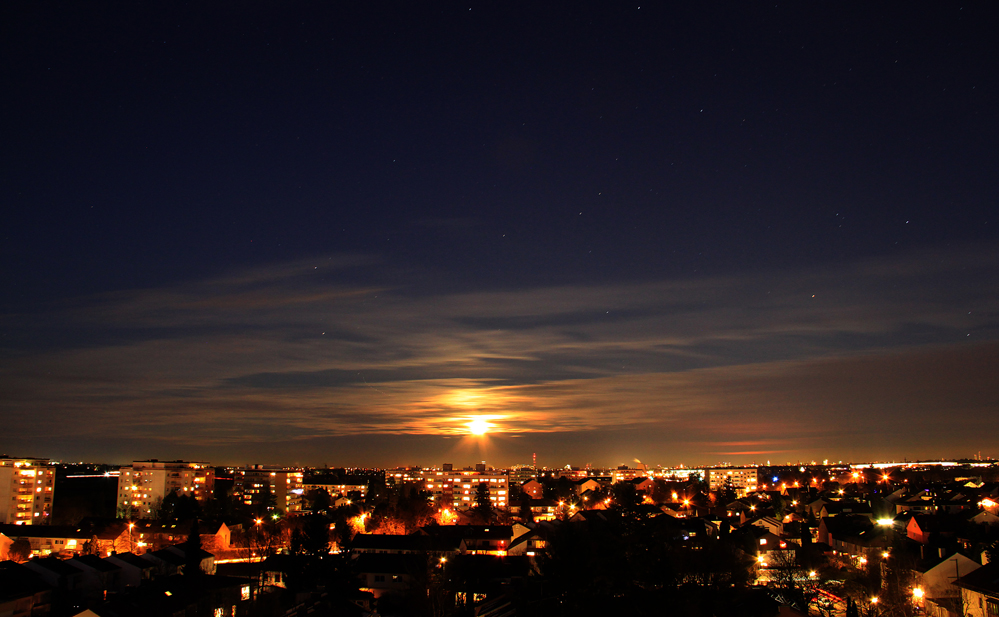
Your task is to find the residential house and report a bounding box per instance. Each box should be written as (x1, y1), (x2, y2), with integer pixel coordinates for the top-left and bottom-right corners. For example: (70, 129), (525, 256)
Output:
(351, 534), (432, 555)
(818, 516), (886, 557)
(0, 532), (13, 560)
(955, 561), (999, 617)
(415, 524), (515, 556)
(819, 500), (873, 520)
(66, 555), (121, 602)
(355, 553), (426, 598)
(913, 551), (981, 617)
(908, 515), (959, 546)
(506, 529), (546, 557)
(520, 480), (543, 499)
(574, 479), (603, 496)
(98, 574), (254, 617)
(0, 524), (90, 557)
(458, 526), (514, 555)
(747, 515), (784, 537)
(23, 557), (87, 596)
(141, 548), (187, 576)
(0, 561), (54, 617)
(631, 477), (656, 495)
(166, 544), (216, 574)
(106, 552), (157, 588)
(519, 498), (558, 521)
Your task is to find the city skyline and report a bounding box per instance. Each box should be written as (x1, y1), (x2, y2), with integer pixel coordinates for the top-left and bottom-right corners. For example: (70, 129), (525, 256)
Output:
(2, 4), (998, 467)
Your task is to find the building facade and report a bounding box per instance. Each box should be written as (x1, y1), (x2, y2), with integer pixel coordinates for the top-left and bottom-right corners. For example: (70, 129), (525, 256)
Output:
(707, 467), (759, 497)
(0, 457), (56, 525)
(116, 460), (214, 519)
(233, 466), (304, 514)
(422, 469), (509, 510)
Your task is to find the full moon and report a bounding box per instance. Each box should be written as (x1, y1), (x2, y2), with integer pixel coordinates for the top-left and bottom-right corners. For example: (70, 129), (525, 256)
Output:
(467, 418), (491, 436)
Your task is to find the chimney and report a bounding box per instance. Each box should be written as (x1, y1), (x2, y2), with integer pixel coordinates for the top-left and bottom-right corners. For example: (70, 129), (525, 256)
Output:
(938, 547), (947, 559)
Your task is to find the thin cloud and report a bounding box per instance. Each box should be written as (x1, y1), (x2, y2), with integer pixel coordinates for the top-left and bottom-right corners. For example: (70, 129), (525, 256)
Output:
(2, 245), (998, 464)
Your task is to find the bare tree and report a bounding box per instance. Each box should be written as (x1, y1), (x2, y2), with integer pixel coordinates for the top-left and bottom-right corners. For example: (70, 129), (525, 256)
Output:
(767, 547), (819, 613)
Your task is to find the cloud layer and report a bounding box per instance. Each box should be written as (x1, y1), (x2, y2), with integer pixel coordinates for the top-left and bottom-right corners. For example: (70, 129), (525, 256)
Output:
(2, 245), (998, 466)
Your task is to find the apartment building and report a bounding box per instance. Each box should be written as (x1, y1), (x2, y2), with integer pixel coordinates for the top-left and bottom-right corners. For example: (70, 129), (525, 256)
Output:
(233, 466), (304, 514)
(117, 460), (214, 519)
(707, 467), (759, 497)
(421, 467), (509, 510)
(0, 457), (56, 525)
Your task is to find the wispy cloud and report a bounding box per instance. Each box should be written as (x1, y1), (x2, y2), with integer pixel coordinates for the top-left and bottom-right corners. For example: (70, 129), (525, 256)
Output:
(2, 245), (998, 465)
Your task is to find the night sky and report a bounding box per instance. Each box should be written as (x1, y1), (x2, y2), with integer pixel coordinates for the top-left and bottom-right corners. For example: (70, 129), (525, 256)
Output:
(2, 2), (998, 468)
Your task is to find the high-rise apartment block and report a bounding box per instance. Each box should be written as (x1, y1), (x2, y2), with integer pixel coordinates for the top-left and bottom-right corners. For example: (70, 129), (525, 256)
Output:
(707, 467), (759, 497)
(423, 466), (509, 510)
(0, 457), (56, 525)
(233, 466), (304, 514)
(117, 460), (214, 519)
(509, 465), (537, 485)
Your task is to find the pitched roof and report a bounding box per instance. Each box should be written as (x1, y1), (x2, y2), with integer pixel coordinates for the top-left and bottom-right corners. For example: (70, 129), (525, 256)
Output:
(351, 533), (431, 552)
(69, 554), (121, 572)
(26, 556), (82, 576)
(418, 525), (512, 541)
(0, 561), (52, 602)
(145, 549), (186, 566)
(955, 561), (999, 597)
(353, 552), (426, 575)
(0, 524), (89, 540)
(107, 552), (157, 570)
(168, 545), (214, 561)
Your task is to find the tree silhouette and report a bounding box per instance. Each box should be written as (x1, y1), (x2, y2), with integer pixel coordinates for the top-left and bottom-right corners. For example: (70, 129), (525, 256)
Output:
(183, 519), (202, 578)
(9, 538), (31, 562)
(473, 482), (493, 523)
(301, 511), (331, 556)
(610, 481), (639, 512)
(519, 496), (534, 523)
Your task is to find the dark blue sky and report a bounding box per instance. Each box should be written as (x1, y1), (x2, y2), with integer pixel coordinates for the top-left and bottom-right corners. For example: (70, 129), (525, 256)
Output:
(2, 2), (998, 467)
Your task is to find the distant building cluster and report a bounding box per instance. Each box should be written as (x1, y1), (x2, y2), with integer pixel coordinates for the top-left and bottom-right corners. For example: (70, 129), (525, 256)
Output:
(3, 453), (999, 616)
